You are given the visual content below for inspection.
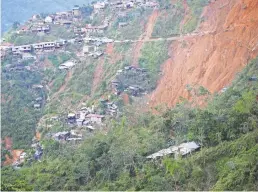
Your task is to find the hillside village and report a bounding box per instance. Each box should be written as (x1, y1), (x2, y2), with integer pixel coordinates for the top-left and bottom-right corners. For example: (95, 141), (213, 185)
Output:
(1, 0), (161, 167)
(2, 0), (258, 190)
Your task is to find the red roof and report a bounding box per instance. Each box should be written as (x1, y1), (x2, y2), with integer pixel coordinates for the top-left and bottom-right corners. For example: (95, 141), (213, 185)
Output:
(20, 26), (29, 31)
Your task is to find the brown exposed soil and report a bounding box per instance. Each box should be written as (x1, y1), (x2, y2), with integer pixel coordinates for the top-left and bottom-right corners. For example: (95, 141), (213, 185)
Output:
(3, 149), (24, 166)
(150, 0), (258, 108)
(91, 58), (105, 95)
(4, 136), (12, 150)
(132, 10), (159, 66)
(35, 131), (41, 141)
(122, 93), (130, 105)
(106, 43), (123, 64)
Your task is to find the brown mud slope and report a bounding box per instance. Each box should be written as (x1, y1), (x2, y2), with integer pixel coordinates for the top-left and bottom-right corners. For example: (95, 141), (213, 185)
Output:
(106, 43), (123, 64)
(4, 149), (24, 166)
(91, 58), (104, 96)
(132, 10), (159, 66)
(150, 0), (258, 107)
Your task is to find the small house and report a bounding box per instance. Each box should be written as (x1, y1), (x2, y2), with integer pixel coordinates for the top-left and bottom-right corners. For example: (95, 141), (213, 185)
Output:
(85, 114), (104, 124)
(45, 16), (53, 23)
(249, 76), (258, 81)
(22, 53), (36, 60)
(118, 22), (128, 27)
(70, 129), (83, 137)
(83, 45), (97, 54)
(32, 84), (44, 89)
(53, 131), (71, 141)
(72, 6), (81, 17)
(94, 2), (106, 10)
(59, 61), (75, 69)
(146, 141), (200, 160)
(34, 103), (41, 109)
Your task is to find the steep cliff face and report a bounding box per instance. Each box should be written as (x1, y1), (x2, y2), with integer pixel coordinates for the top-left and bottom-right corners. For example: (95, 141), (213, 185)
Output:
(150, 0), (258, 107)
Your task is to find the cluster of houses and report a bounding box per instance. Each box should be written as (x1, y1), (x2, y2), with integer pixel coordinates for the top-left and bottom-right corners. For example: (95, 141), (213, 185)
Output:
(52, 129), (83, 142)
(146, 141), (200, 160)
(111, 65), (149, 96)
(66, 106), (105, 129)
(93, 0), (159, 12)
(11, 40), (67, 55)
(17, 6), (82, 34)
(100, 99), (119, 116)
(82, 37), (113, 59)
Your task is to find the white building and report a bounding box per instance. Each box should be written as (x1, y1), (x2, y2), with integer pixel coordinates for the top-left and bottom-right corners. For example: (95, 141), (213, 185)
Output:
(59, 61), (75, 70)
(85, 114), (104, 124)
(146, 141), (200, 159)
(45, 16), (53, 23)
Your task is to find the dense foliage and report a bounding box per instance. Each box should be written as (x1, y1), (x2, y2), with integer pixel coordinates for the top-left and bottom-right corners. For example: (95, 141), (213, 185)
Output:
(1, 69), (45, 149)
(1, 57), (258, 191)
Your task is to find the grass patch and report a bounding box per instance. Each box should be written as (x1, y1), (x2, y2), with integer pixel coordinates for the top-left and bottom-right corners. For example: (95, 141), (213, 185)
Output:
(139, 40), (169, 84)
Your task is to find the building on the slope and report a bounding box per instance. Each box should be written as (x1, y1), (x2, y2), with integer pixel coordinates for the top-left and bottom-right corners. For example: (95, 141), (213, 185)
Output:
(33, 103), (41, 109)
(89, 51), (104, 59)
(32, 84), (44, 89)
(12, 45), (32, 54)
(84, 24), (108, 33)
(146, 141), (200, 159)
(118, 22), (128, 27)
(53, 131), (71, 141)
(59, 61), (76, 70)
(72, 6), (81, 17)
(83, 45), (97, 54)
(22, 53), (36, 60)
(45, 16), (53, 23)
(85, 114), (105, 124)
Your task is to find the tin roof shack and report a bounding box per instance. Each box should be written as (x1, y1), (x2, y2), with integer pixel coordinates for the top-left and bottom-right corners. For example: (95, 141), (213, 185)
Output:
(53, 131), (71, 141)
(146, 141), (200, 160)
(89, 51), (104, 59)
(70, 129), (83, 138)
(33, 103), (41, 109)
(118, 22), (128, 28)
(67, 113), (76, 124)
(32, 84), (44, 89)
(94, 2), (106, 10)
(86, 114), (105, 125)
(144, 1), (159, 8)
(84, 24), (108, 34)
(59, 61), (75, 69)
(83, 45), (97, 54)
(22, 53), (36, 60)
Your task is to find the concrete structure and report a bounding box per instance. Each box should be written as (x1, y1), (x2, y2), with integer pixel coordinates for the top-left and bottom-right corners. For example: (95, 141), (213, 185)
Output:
(85, 114), (104, 124)
(146, 141), (200, 159)
(45, 16), (53, 23)
(59, 61), (75, 69)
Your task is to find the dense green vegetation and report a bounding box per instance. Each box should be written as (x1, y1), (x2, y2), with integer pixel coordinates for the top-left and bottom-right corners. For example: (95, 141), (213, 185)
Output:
(108, 8), (152, 40)
(183, 0), (209, 33)
(1, 57), (258, 191)
(1, 70), (45, 149)
(139, 40), (169, 85)
(152, 2), (184, 37)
